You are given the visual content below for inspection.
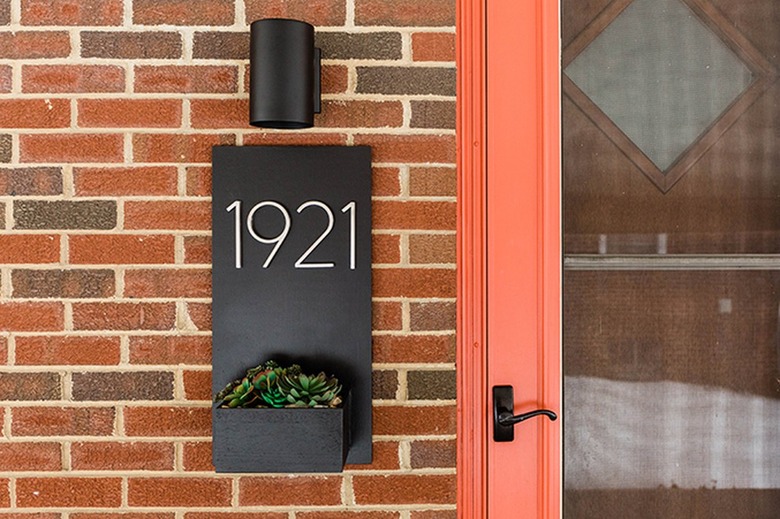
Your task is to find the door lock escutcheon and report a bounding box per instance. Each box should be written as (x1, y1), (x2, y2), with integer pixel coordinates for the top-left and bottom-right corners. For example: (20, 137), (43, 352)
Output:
(493, 385), (557, 442)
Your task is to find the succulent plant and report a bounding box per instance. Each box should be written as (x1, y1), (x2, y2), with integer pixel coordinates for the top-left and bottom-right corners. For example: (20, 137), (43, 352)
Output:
(278, 371), (342, 408)
(216, 359), (280, 408)
(215, 359), (342, 409)
(252, 367), (287, 408)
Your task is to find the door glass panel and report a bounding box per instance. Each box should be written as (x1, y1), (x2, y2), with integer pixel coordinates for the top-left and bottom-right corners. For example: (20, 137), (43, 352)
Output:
(563, 0), (780, 255)
(563, 0), (780, 516)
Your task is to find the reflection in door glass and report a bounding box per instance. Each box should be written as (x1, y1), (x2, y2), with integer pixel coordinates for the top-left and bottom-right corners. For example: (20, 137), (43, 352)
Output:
(562, 0), (780, 516)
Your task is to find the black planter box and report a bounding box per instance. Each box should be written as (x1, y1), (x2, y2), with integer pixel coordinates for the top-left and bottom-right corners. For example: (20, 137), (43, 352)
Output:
(212, 392), (351, 473)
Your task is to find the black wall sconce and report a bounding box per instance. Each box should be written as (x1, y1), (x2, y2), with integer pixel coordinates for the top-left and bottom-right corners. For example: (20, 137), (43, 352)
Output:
(250, 19), (321, 129)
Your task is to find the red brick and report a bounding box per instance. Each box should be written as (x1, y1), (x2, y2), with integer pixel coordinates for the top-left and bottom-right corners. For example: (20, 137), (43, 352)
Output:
(78, 99), (182, 128)
(0, 65), (11, 92)
(133, 133), (234, 163)
(71, 442), (174, 471)
(0, 302), (63, 331)
(22, 0), (123, 25)
(243, 132), (348, 146)
(373, 335), (455, 364)
(0, 479), (7, 507)
(186, 514), (286, 519)
(354, 134), (456, 163)
(129, 477), (231, 507)
(135, 65), (238, 93)
(374, 201), (455, 231)
(20, 134), (124, 163)
(298, 514), (399, 519)
(17, 477), (121, 508)
(354, 475), (455, 504)
(409, 167), (456, 196)
(70, 234), (174, 265)
(12, 407), (115, 436)
(412, 32), (455, 61)
(186, 167), (211, 197)
(374, 405), (456, 436)
(316, 101), (403, 128)
(182, 441), (213, 471)
(0, 234), (59, 263)
(0, 514), (60, 519)
(124, 406), (211, 437)
(0, 99), (70, 128)
(134, 0), (234, 26)
(72, 515), (175, 519)
(0, 442), (61, 470)
(16, 336), (121, 365)
(373, 233), (401, 264)
(245, 0), (345, 26)
(125, 269), (211, 298)
(345, 441), (399, 471)
(374, 268), (455, 298)
(373, 301), (402, 330)
(410, 513), (456, 519)
(23, 64), (125, 93)
(183, 370), (211, 400)
(322, 65), (349, 94)
(190, 98), (246, 129)
(373, 167), (401, 196)
(125, 201), (211, 230)
(356, 0), (455, 26)
(0, 337), (6, 364)
(239, 476), (342, 506)
(74, 166), (178, 196)
(186, 302), (211, 331)
(72, 302), (175, 331)
(129, 336), (211, 365)
(0, 31), (70, 59)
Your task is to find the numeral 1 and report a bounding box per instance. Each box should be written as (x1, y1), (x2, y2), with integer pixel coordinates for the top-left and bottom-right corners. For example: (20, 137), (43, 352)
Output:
(227, 200), (242, 268)
(342, 201), (356, 270)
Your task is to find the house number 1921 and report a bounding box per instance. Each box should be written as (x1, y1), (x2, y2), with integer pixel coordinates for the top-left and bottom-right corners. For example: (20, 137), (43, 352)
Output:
(226, 200), (357, 270)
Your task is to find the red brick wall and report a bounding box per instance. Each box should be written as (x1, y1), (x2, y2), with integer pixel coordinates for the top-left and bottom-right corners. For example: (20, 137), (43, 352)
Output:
(0, 0), (457, 516)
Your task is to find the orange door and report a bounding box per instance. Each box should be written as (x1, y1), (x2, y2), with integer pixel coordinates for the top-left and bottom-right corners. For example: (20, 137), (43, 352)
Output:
(459, 0), (780, 517)
(457, 0), (561, 517)
(485, 0), (561, 517)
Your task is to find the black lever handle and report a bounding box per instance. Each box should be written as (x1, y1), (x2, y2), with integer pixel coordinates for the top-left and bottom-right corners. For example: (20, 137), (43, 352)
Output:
(493, 385), (557, 442)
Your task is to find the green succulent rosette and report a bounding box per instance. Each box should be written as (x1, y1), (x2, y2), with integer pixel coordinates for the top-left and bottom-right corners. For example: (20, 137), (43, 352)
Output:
(215, 360), (342, 409)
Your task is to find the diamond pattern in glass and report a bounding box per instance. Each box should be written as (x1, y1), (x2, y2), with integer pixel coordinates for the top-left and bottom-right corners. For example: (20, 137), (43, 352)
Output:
(565, 0), (753, 171)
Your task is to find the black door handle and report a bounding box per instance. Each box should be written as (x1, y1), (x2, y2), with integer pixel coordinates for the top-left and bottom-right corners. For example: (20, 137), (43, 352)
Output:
(493, 385), (557, 442)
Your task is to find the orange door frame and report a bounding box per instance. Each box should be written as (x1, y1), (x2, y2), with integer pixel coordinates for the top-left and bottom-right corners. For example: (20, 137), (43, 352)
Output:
(456, 0), (487, 515)
(457, 0), (561, 516)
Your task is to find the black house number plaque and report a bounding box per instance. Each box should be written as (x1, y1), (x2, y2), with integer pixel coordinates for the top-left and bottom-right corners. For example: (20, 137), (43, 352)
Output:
(211, 146), (372, 466)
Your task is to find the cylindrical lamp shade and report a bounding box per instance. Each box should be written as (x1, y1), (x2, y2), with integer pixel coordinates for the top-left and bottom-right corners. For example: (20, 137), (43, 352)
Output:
(250, 19), (321, 129)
